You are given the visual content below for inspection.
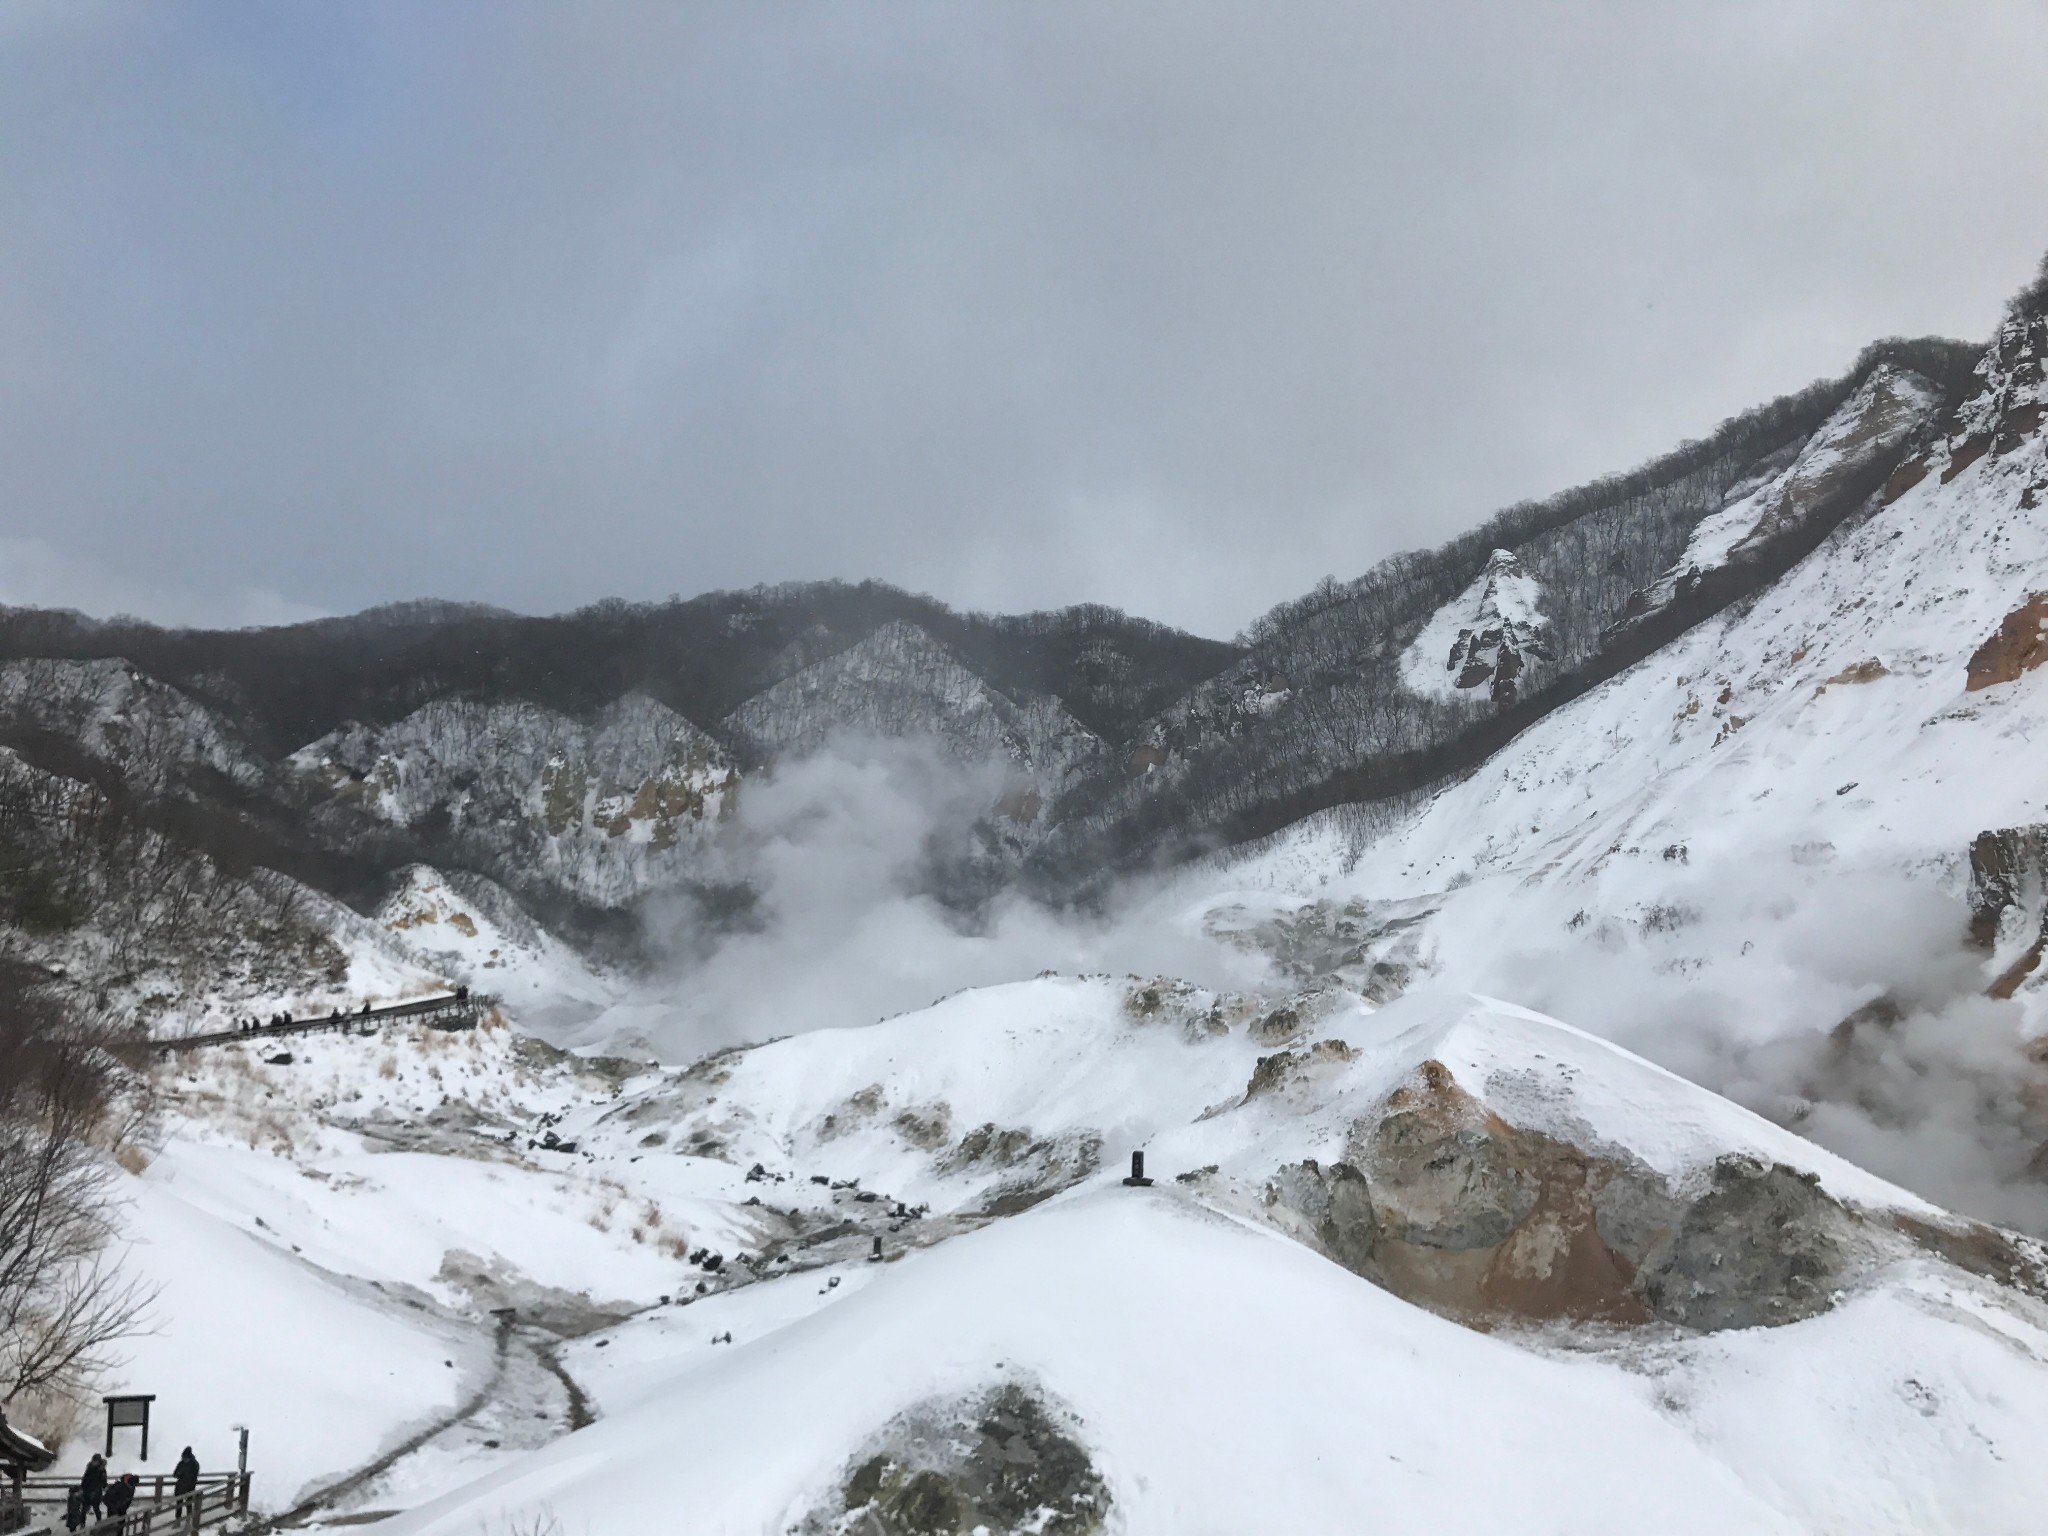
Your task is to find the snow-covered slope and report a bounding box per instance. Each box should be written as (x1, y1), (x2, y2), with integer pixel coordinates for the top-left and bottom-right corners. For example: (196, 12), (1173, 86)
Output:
(398, 1186), (2048, 1536)
(1214, 296), (2048, 1227)
(1610, 361), (1941, 638)
(372, 866), (613, 1018)
(0, 657), (266, 790)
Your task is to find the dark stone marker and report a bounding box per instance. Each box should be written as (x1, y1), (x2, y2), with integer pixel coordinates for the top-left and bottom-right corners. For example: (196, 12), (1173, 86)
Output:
(1123, 1151), (1154, 1187)
(869, 1235), (885, 1262)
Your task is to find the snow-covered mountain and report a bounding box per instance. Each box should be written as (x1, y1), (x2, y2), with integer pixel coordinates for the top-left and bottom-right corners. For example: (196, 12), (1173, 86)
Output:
(724, 620), (1105, 809)
(292, 693), (740, 909)
(9, 265), (2048, 1532)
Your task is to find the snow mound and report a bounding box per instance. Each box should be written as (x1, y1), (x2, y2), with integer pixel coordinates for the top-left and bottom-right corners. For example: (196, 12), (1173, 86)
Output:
(375, 865), (612, 1017)
(385, 1186), (2048, 1536)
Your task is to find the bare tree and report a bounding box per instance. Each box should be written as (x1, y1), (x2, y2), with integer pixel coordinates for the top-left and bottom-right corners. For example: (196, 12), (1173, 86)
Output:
(0, 972), (155, 1404)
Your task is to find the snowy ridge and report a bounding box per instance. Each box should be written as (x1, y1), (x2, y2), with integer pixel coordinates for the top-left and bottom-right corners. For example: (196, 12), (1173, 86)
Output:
(724, 620), (1105, 801)
(373, 866), (613, 1018)
(1613, 362), (1941, 636)
(622, 977), (1931, 1217)
(0, 657), (266, 790)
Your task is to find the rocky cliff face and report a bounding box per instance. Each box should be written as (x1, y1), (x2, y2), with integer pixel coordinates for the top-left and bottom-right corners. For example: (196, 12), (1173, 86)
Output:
(1399, 548), (1549, 706)
(293, 693), (740, 908)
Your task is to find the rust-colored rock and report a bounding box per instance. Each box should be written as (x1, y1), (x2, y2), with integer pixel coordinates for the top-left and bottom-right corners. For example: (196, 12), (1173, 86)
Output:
(1989, 942), (2044, 999)
(1965, 594), (2048, 691)
(993, 786), (1041, 825)
(1993, 401), (2045, 456)
(1940, 432), (1994, 484)
(1813, 658), (1888, 699)
(1880, 457), (1929, 504)
(1478, 1150), (1650, 1324)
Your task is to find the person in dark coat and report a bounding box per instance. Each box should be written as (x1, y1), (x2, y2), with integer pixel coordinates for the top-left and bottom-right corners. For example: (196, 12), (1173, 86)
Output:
(64, 1485), (83, 1532)
(80, 1454), (107, 1521)
(173, 1447), (200, 1519)
(105, 1474), (136, 1531)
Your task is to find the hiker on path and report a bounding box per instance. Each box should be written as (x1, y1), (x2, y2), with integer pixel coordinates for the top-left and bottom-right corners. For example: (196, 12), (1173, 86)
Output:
(105, 1473), (136, 1532)
(173, 1447), (200, 1519)
(81, 1454), (107, 1522)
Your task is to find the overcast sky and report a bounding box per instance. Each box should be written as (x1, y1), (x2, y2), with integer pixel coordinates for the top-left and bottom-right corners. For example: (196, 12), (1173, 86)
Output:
(2, 2), (2046, 638)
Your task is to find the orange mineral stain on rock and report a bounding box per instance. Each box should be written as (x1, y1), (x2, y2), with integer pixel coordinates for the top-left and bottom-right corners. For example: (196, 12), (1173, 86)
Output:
(1966, 594), (2048, 691)
(1880, 457), (1929, 504)
(1940, 432), (1994, 484)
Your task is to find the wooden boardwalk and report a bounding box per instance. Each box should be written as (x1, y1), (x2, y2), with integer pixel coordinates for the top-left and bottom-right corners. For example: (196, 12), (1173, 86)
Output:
(151, 991), (499, 1054)
(3, 1472), (248, 1536)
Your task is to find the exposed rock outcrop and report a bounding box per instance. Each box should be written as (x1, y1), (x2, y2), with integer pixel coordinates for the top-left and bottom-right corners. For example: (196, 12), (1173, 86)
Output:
(1635, 1155), (1852, 1331)
(803, 1383), (1109, 1536)
(292, 693), (738, 907)
(1265, 1059), (1868, 1332)
(723, 620), (1105, 802)
(1966, 825), (2048, 997)
(1965, 594), (2048, 692)
(1401, 549), (1550, 707)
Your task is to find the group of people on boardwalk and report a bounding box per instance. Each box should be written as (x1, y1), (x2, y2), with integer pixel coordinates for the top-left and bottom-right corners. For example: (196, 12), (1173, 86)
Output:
(64, 1448), (199, 1533)
(227, 989), (468, 1035)
(231, 1001), (372, 1032)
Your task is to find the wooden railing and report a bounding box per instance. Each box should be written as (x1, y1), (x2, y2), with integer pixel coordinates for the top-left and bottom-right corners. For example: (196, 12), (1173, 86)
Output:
(3, 1473), (249, 1536)
(148, 991), (498, 1054)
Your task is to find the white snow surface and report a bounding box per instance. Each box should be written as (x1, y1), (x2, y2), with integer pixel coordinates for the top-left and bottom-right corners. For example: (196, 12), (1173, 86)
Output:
(389, 1186), (2048, 1536)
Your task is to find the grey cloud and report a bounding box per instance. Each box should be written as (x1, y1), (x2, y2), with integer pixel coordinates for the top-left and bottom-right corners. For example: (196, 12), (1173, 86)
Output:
(2, 1), (2047, 636)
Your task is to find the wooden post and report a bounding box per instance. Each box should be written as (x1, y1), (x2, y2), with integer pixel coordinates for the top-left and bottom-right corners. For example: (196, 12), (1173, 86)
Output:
(237, 1474), (250, 1516)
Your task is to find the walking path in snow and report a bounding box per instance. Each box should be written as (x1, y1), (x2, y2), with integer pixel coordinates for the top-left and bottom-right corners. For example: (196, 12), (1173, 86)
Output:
(148, 994), (500, 1054)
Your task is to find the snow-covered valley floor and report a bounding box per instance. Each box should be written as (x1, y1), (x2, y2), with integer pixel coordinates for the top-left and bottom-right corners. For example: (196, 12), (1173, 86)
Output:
(58, 968), (2048, 1536)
